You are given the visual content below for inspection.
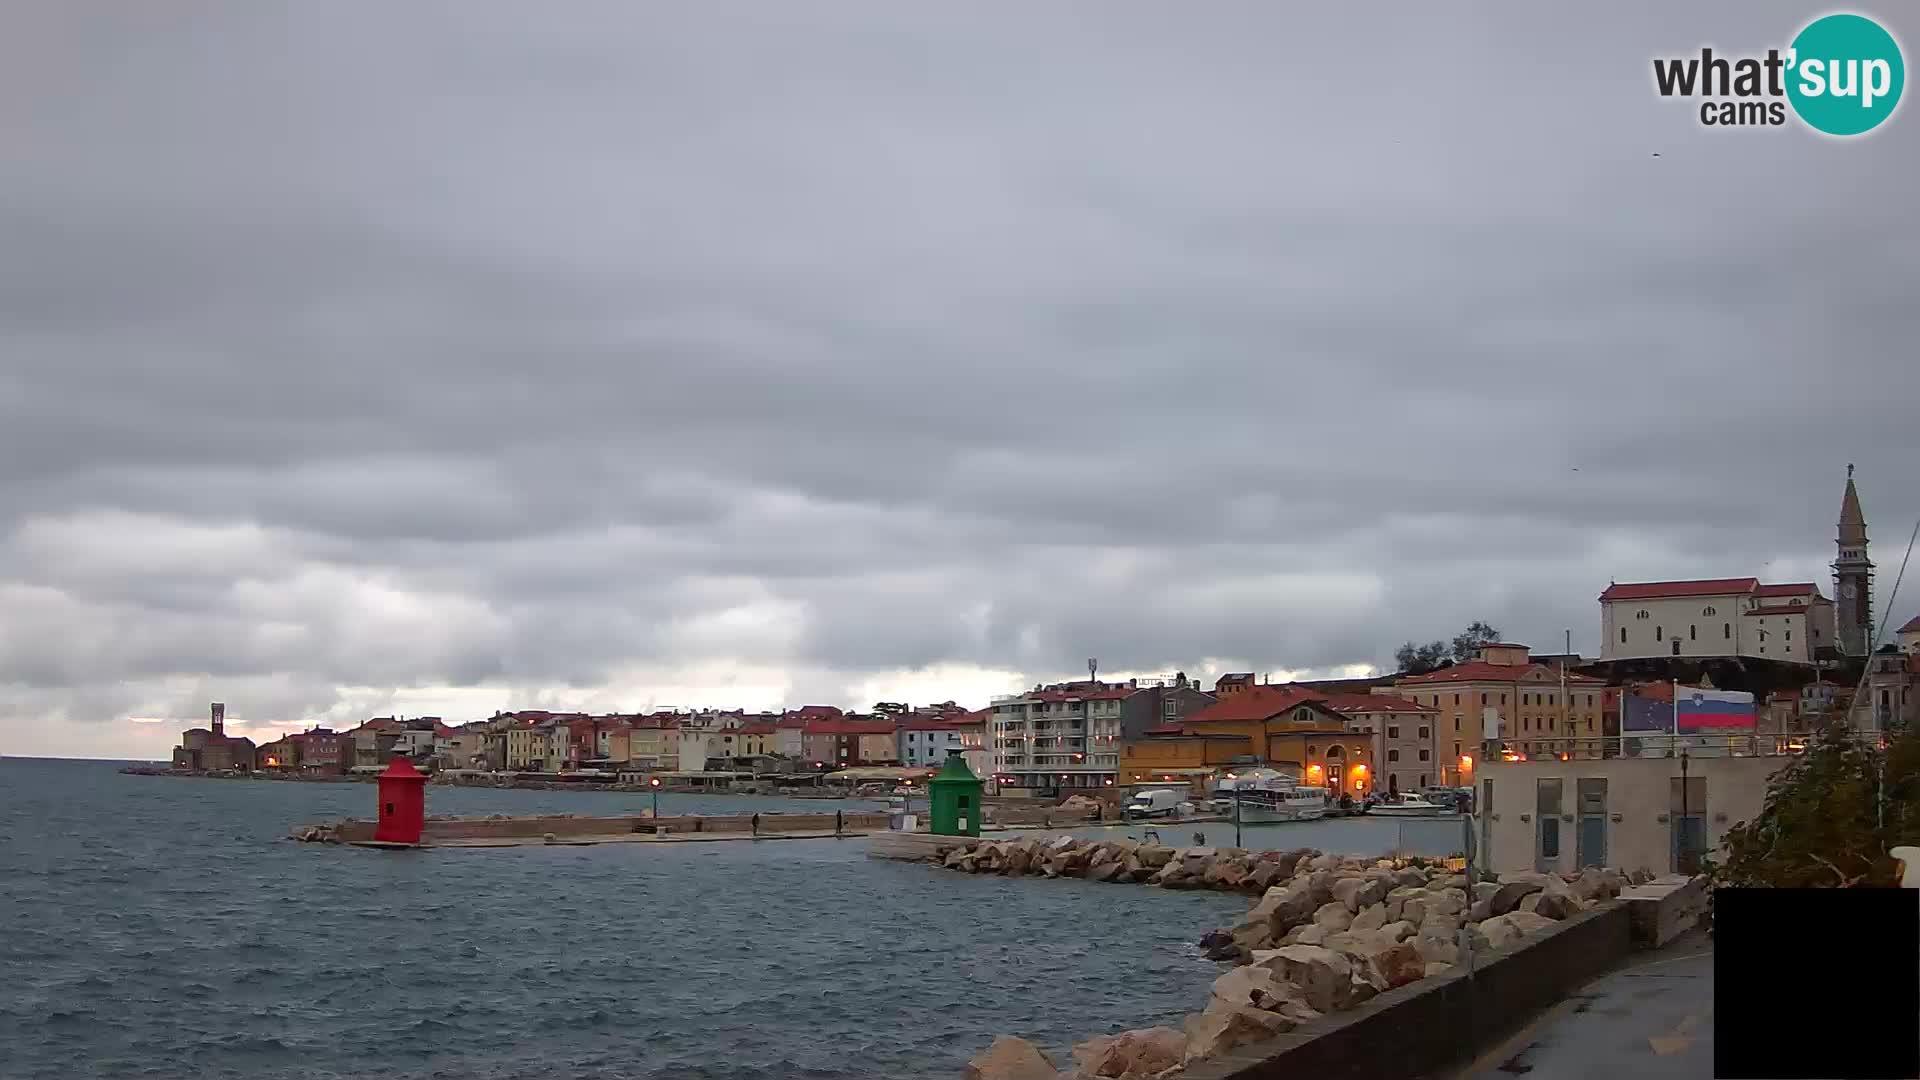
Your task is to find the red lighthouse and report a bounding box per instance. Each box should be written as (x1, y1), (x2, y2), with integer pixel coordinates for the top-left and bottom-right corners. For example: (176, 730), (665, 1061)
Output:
(373, 756), (427, 844)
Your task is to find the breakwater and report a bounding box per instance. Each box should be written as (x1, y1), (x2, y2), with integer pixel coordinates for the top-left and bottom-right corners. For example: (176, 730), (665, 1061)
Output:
(936, 834), (1647, 1078)
(293, 809), (896, 846)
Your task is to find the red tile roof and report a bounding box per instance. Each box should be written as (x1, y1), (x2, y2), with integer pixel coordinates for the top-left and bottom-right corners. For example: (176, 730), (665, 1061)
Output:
(1599, 578), (1758, 601)
(1319, 692), (1435, 714)
(1756, 582), (1821, 598)
(790, 705), (844, 719)
(1182, 685), (1333, 724)
(735, 722), (777, 735)
(1395, 661), (1604, 686)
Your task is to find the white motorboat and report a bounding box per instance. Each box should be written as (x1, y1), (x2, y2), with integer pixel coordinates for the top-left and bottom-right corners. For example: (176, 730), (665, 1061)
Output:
(1368, 795), (1449, 817)
(1231, 781), (1328, 823)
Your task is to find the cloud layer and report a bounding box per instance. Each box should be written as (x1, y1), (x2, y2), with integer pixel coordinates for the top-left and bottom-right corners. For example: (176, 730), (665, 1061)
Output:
(3, 2), (1916, 757)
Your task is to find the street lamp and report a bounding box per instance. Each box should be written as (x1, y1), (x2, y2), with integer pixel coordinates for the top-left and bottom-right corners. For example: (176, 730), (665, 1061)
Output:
(649, 775), (661, 820)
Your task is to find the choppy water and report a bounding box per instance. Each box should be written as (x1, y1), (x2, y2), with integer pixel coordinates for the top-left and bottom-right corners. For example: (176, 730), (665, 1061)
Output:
(3, 759), (1266, 1080)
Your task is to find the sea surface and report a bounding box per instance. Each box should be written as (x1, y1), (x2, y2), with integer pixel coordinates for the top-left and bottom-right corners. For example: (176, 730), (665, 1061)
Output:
(0, 759), (1460, 1080)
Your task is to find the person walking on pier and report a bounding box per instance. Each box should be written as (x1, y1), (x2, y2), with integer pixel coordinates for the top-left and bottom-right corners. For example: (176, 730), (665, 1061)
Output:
(751, 812), (760, 837)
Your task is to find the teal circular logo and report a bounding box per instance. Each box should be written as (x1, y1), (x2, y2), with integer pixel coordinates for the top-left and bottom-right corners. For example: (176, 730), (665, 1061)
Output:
(1787, 13), (1905, 135)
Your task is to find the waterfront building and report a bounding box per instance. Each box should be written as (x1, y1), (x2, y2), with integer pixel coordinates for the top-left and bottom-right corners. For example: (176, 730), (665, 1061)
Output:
(898, 713), (984, 768)
(990, 682), (1132, 794)
(1477, 727), (1811, 877)
(626, 714), (680, 769)
(1120, 685), (1375, 796)
(802, 716), (900, 768)
(1117, 674), (1217, 742)
(1385, 644), (1606, 787)
(256, 735), (299, 770)
(295, 727), (342, 773)
(1318, 692), (1440, 796)
(505, 723), (549, 771)
(434, 721), (489, 770)
(774, 712), (807, 758)
(169, 703), (256, 772)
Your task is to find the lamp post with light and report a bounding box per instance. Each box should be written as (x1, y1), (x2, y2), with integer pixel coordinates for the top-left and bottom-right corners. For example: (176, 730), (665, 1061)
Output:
(648, 775), (661, 820)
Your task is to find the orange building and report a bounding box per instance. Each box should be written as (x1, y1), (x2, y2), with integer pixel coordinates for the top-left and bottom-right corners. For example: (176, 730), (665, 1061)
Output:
(1120, 685), (1376, 796)
(1384, 643), (1606, 786)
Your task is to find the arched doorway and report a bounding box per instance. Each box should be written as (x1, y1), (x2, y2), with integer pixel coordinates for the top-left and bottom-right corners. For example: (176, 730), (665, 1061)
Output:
(1324, 744), (1345, 794)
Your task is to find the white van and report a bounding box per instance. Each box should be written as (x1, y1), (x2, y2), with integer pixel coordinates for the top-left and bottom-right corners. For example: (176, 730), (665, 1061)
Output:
(1124, 788), (1183, 819)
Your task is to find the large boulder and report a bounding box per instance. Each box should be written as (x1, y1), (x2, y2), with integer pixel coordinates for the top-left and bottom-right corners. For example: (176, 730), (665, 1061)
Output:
(1414, 933), (1460, 967)
(1005, 846), (1033, 876)
(1489, 880), (1544, 916)
(1427, 889), (1466, 917)
(1259, 882), (1320, 934)
(1504, 910), (1558, 935)
(1071, 1027), (1186, 1079)
(1122, 855), (1149, 882)
(1497, 871), (1555, 887)
(1532, 890), (1577, 920)
(1467, 899), (1493, 923)
(1349, 903), (1387, 933)
(1085, 861), (1125, 884)
(1284, 923), (1329, 946)
(1183, 1002), (1293, 1064)
(1135, 845), (1175, 868)
(1378, 920), (1417, 942)
(1434, 873), (1470, 890)
(1209, 965), (1318, 1021)
(1307, 852), (1344, 872)
(1398, 895), (1429, 927)
(1419, 912), (1461, 939)
(1471, 881), (1501, 904)
(1341, 938), (1426, 992)
(1391, 867), (1428, 890)
(1244, 860), (1286, 892)
(1207, 859), (1249, 890)
(1312, 902), (1354, 931)
(964, 1036), (1060, 1080)
(1252, 944), (1357, 1014)
(1271, 848), (1314, 879)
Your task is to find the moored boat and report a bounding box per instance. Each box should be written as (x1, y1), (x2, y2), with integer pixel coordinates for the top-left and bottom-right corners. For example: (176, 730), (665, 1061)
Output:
(1368, 795), (1449, 817)
(1230, 781), (1328, 823)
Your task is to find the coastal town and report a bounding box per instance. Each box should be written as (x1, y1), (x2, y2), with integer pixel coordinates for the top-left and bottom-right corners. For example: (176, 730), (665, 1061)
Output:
(159, 471), (1920, 877)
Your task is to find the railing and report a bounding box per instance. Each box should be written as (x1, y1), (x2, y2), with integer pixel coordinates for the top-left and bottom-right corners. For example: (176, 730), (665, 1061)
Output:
(1478, 731), (1867, 761)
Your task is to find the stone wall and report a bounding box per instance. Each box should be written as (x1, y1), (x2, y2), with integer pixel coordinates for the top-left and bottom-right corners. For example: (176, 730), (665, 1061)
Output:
(294, 811), (892, 844)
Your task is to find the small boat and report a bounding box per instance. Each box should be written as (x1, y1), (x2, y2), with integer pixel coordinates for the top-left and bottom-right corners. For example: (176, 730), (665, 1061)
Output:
(1231, 781), (1328, 823)
(1368, 795), (1449, 817)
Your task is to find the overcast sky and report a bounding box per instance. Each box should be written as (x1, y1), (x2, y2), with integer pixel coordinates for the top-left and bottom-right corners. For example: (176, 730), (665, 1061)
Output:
(3, 2), (1916, 758)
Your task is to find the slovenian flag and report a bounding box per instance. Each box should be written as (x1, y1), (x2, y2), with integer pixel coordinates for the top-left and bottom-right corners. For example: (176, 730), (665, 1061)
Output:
(1676, 688), (1755, 732)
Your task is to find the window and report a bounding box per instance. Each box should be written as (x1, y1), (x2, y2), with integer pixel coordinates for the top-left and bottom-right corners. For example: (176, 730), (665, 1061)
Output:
(1480, 693), (1488, 706)
(1785, 629), (1792, 641)
(1620, 627), (1628, 644)
(1453, 742), (1461, 758)
(1387, 725), (1400, 739)
(1689, 625), (1696, 640)
(1501, 694), (1508, 705)
(1388, 749), (1400, 762)
(1636, 609), (1650, 620)
(1703, 605), (1717, 616)
(1421, 775), (1429, 787)
(1523, 717), (1530, 731)
(1655, 625), (1663, 640)
(1549, 694), (1556, 706)
(1163, 700), (1176, 717)
(1453, 693), (1461, 706)
(1419, 749), (1430, 761)
(1417, 725), (1430, 739)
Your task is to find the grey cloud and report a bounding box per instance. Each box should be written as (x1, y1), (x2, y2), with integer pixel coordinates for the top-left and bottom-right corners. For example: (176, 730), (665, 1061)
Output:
(2, 1), (1917, 751)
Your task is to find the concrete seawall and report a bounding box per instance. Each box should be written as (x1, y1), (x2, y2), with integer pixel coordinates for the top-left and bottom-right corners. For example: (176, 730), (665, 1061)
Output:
(300, 811), (895, 845)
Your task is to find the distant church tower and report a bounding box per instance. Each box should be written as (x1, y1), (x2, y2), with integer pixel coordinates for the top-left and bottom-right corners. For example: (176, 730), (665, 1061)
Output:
(1834, 465), (1874, 656)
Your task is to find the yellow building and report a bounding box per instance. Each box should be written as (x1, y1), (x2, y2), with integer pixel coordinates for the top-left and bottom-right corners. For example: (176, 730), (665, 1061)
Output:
(1121, 685), (1376, 796)
(506, 726), (549, 770)
(626, 717), (679, 767)
(1385, 643), (1606, 786)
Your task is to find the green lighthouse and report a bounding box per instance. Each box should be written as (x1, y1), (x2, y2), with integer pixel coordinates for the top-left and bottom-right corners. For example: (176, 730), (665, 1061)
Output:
(927, 750), (984, 836)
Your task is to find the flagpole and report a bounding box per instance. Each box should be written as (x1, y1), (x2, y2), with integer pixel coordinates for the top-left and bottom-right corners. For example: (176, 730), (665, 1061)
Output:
(1672, 678), (1680, 752)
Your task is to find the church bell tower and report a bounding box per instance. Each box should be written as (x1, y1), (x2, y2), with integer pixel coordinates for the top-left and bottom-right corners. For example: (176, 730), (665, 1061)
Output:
(1833, 465), (1874, 656)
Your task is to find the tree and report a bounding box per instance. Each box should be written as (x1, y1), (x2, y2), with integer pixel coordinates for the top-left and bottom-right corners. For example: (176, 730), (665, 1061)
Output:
(1396, 640), (1449, 675)
(1450, 620), (1503, 662)
(1711, 720), (1920, 888)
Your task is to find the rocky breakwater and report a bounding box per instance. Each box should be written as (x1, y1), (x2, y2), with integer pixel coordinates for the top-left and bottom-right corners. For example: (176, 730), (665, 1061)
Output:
(944, 836), (1643, 1080)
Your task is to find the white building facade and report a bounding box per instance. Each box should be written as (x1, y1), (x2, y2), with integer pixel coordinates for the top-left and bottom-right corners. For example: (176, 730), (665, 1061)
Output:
(990, 684), (1129, 794)
(1599, 578), (1835, 664)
